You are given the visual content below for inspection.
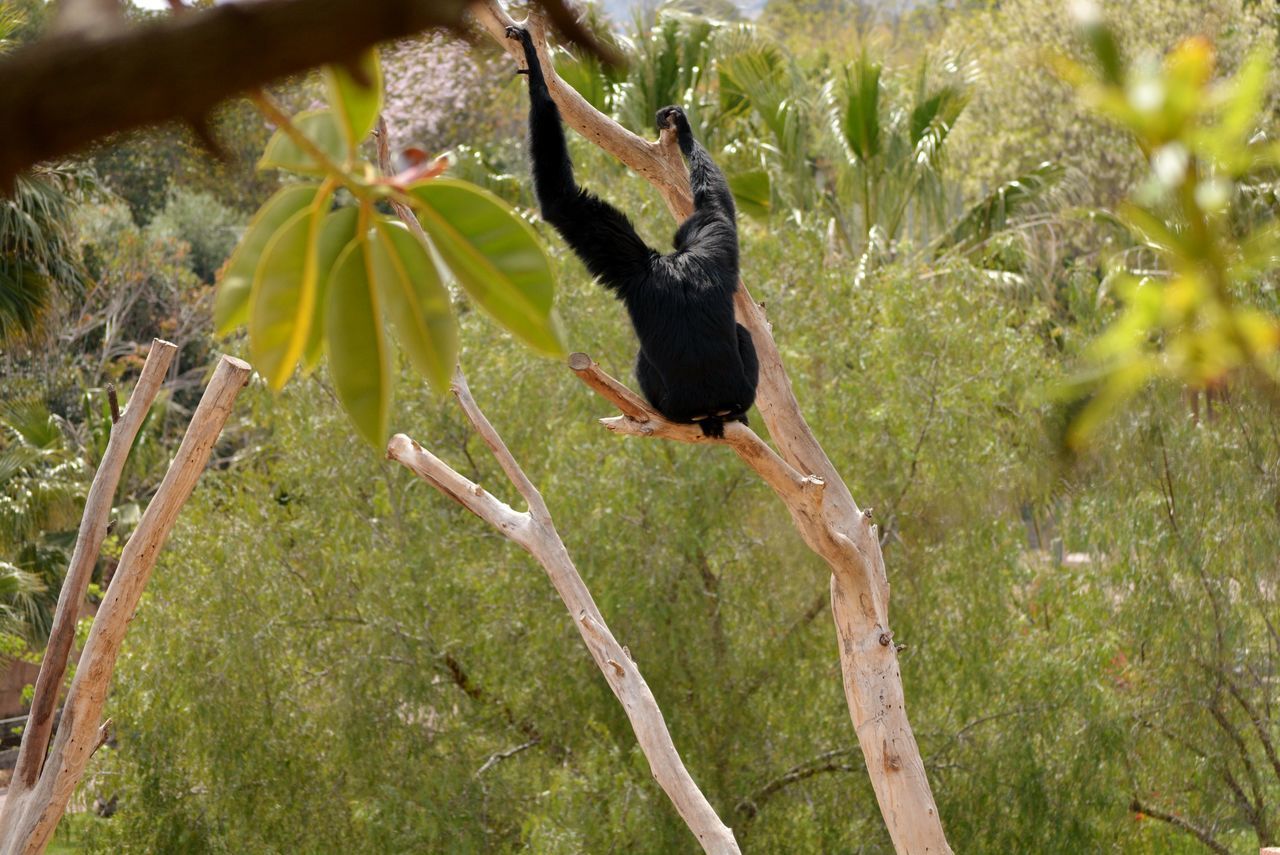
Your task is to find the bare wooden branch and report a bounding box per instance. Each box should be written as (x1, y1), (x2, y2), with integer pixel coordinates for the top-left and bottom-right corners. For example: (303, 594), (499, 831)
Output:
(567, 352), (652, 421)
(0, 0), (486, 186)
(1130, 799), (1230, 855)
(736, 747), (859, 820)
(475, 737), (540, 777)
(471, 6), (950, 851)
(449, 369), (553, 527)
(0, 355), (250, 855)
(568, 353), (825, 509)
(387, 378), (740, 854)
(10, 338), (176, 793)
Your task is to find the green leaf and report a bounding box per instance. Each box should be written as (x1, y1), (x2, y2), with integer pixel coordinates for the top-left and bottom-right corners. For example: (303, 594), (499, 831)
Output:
(215, 184), (321, 336)
(840, 54), (881, 162)
(259, 110), (349, 175)
(326, 236), (391, 448)
(909, 85), (968, 150)
(369, 218), (458, 393)
(249, 186), (334, 390)
(326, 51), (383, 151)
(302, 207), (361, 372)
(408, 178), (564, 356)
(728, 169), (771, 221)
(937, 162), (1065, 253)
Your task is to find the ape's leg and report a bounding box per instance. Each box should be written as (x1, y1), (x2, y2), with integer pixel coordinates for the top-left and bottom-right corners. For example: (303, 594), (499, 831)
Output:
(635, 349), (669, 414)
(507, 26), (653, 291)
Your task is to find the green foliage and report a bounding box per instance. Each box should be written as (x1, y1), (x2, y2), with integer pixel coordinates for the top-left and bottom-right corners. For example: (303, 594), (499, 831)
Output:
(0, 398), (82, 642)
(86, 212), (1080, 852)
(325, 236), (392, 446)
(248, 187), (338, 390)
(257, 110), (349, 176)
(616, 12), (721, 134)
(368, 217), (456, 393)
(145, 186), (243, 284)
(823, 50), (972, 251)
(5, 2), (1280, 852)
(836, 53), (881, 162)
(937, 161), (1067, 254)
(326, 50), (383, 152)
(214, 184), (321, 337)
(409, 179), (562, 358)
(216, 53), (563, 447)
(0, 165), (89, 340)
(1056, 14), (1280, 445)
(92, 98), (277, 226)
(941, 0), (1279, 206)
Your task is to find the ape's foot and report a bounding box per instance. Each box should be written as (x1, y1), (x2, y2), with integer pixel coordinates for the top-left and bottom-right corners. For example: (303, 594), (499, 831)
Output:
(697, 417), (726, 439)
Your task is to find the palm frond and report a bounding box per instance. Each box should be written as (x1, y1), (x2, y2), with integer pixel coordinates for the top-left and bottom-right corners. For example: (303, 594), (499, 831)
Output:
(0, 166), (90, 338)
(834, 53), (881, 164)
(0, 260), (49, 337)
(936, 162), (1068, 254)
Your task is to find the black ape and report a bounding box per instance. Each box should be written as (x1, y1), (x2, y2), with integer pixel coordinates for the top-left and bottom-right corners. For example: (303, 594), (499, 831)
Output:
(508, 26), (758, 439)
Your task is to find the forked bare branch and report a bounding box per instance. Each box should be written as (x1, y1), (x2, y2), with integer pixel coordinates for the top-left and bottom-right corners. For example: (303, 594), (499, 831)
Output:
(0, 353), (250, 854)
(387, 373), (740, 854)
(467, 5), (949, 851)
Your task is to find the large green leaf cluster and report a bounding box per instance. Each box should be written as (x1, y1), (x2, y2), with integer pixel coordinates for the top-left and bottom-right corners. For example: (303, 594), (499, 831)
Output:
(214, 53), (564, 448)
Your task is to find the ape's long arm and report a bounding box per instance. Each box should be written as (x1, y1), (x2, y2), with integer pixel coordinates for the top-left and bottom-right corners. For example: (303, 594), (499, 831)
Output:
(673, 118), (736, 224)
(512, 27), (654, 294)
(658, 107), (738, 282)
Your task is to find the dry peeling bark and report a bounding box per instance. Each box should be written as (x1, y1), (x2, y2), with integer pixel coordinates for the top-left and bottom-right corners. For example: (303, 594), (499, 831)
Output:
(0, 349), (249, 855)
(472, 5), (951, 851)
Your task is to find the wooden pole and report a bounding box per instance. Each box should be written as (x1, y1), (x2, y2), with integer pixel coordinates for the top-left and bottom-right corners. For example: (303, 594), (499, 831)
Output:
(7, 339), (176, 797)
(0, 355), (250, 855)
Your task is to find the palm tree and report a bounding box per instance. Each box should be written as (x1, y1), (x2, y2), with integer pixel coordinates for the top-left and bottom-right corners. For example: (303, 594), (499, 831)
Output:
(0, 398), (89, 643)
(824, 51), (969, 253)
(0, 8), (89, 342)
(0, 166), (90, 340)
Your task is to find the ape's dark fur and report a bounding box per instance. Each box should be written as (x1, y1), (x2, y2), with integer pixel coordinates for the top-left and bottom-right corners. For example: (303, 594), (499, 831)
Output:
(508, 26), (758, 439)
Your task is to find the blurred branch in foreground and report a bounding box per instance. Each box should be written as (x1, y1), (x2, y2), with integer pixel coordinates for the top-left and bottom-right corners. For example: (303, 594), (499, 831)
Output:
(0, 0), (619, 188)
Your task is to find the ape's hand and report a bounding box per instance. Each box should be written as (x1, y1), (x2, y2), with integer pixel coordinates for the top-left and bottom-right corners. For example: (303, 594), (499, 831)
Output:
(656, 105), (694, 154)
(505, 25), (539, 77)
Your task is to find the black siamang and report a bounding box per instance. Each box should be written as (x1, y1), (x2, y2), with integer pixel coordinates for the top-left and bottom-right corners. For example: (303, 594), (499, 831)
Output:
(508, 25), (758, 439)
